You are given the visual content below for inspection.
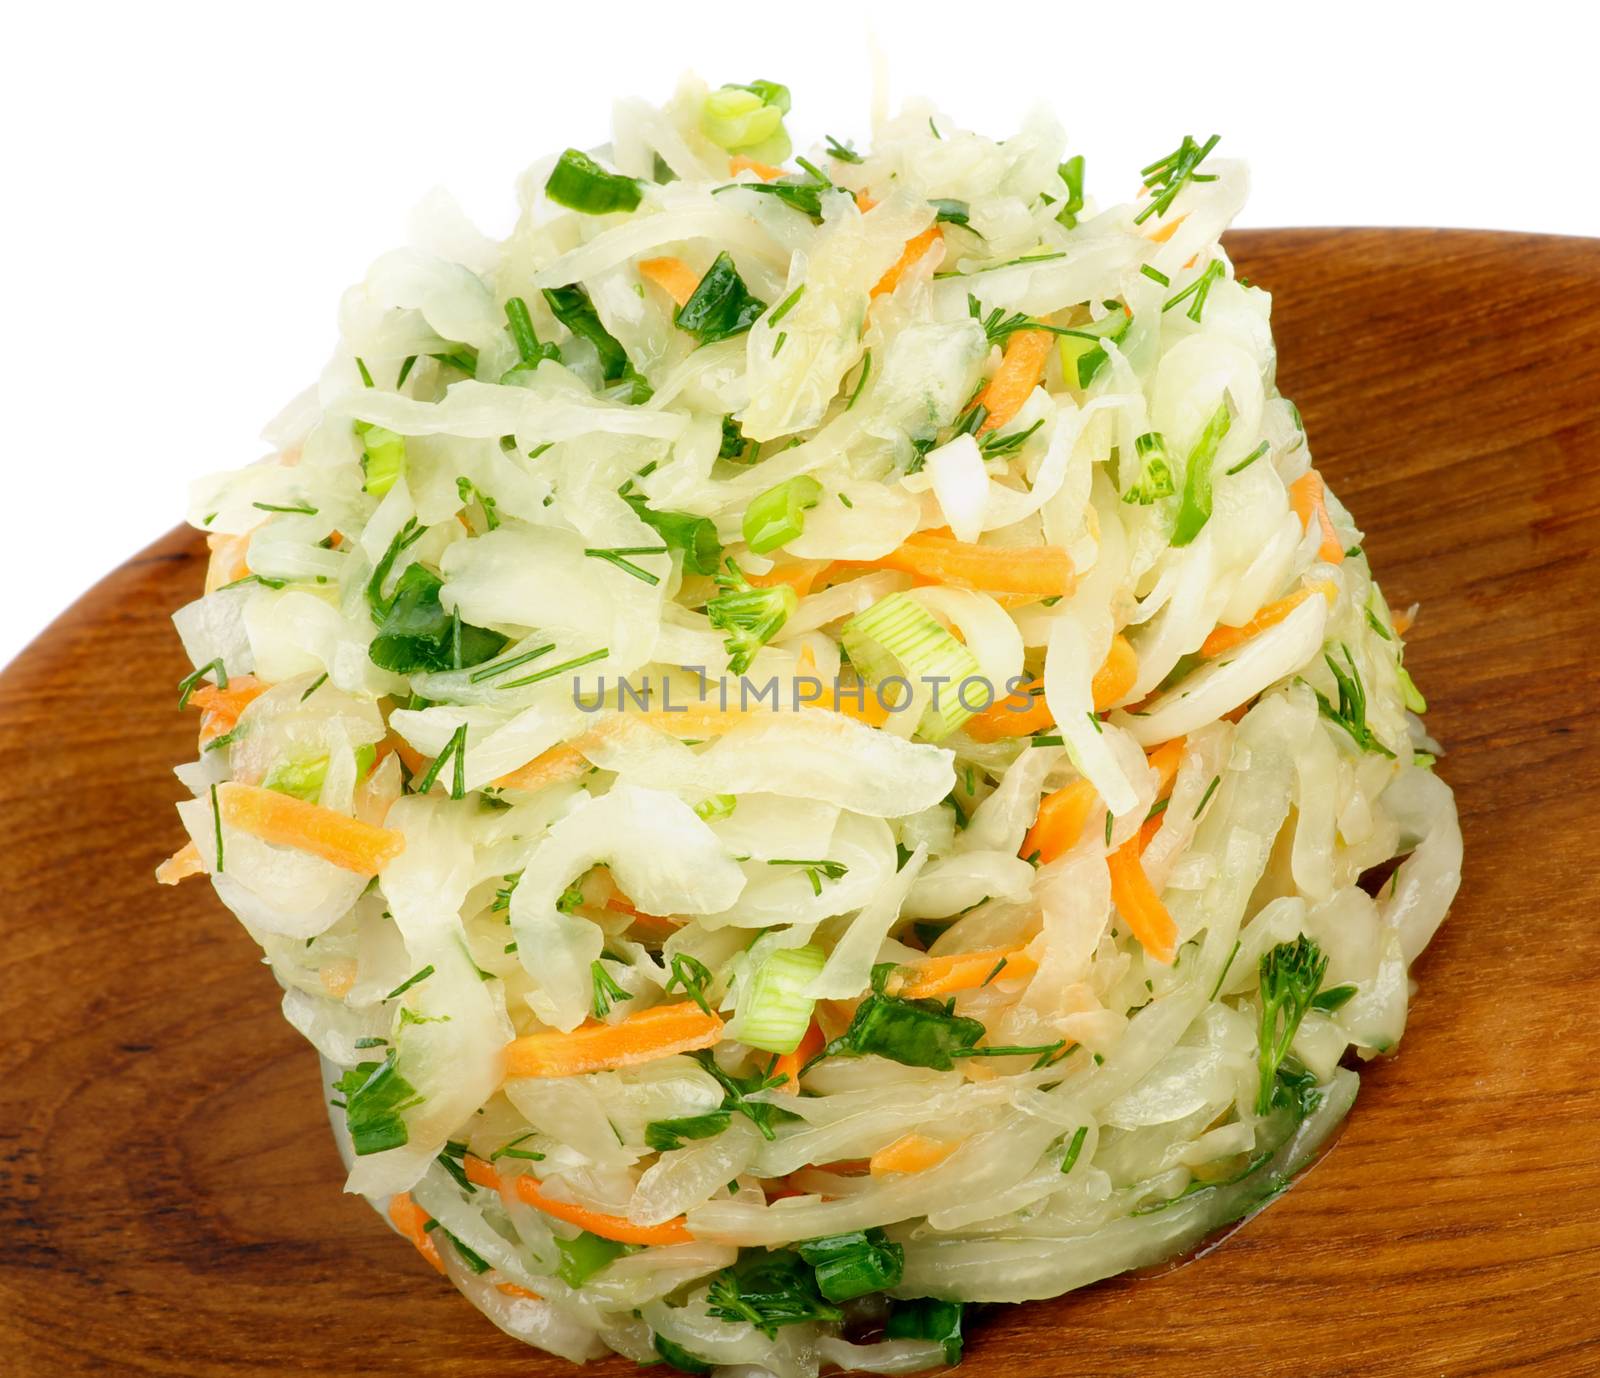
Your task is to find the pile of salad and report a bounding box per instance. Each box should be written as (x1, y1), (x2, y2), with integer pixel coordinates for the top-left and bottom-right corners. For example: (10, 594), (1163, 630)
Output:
(162, 75), (1462, 1375)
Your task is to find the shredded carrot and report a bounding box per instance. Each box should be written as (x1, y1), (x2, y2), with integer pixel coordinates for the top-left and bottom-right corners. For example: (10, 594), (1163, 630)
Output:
(495, 1282), (543, 1300)
(638, 256), (700, 308)
(216, 782), (406, 874)
(388, 1193), (445, 1274)
(204, 532), (252, 594)
(1107, 836), (1178, 965)
(1146, 213), (1188, 244)
(1392, 607), (1415, 637)
(1146, 737), (1186, 796)
(505, 1002), (723, 1079)
(966, 635), (1137, 742)
(1137, 812), (1165, 854)
(871, 226), (943, 299)
(892, 945), (1037, 999)
(869, 1132), (961, 1177)
(730, 154), (785, 180)
(320, 959), (357, 998)
(1020, 778), (1098, 865)
(189, 673), (269, 745)
(1200, 581), (1338, 659)
(155, 840), (204, 885)
(976, 329), (1053, 433)
(772, 1020), (825, 1092)
(1289, 470), (1345, 565)
(464, 1155), (694, 1245)
(843, 530), (1074, 598)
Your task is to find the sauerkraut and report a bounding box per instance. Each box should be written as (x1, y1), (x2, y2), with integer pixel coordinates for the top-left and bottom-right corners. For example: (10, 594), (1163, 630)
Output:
(162, 75), (1461, 1375)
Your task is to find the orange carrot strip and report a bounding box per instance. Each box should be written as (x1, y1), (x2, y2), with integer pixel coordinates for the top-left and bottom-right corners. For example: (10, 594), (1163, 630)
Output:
(1137, 812), (1164, 854)
(190, 674), (270, 745)
(976, 329), (1053, 433)
(504, 1002), (724, 1079)
(871, 226), (943, 299)
(893, 945), (1037, 999)
(1391, 607), (1415, 637)
(155, 840), (204, 885)
(845, 531), (1075, 598)
(1146, 213), (1188, 244)
(1289, 470), (1345, 565)
(772, 1020), (825, 1092)
(869, 1132), (962, 1177)
(216, 782), (405, 874)
(638, 256), (700, 308)
(966, 636), (1137, 741)
(464, 1156), (694, 1245)
(204, 532), (252, 594)
(388, 1193), (445, 1274)
(1021, 778), (1098, 865)
(730, 155), (785, 180)
(496, 1282), (543, 1300)
(1146, 737), (1186, 796)
(748, 559), (832, 598)
(1107, 836), (1178, 965)
(1200, 581), (1338, 659)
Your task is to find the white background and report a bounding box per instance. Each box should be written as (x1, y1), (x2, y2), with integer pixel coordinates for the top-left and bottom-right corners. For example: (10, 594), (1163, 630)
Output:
(2, 1), (1594, 672)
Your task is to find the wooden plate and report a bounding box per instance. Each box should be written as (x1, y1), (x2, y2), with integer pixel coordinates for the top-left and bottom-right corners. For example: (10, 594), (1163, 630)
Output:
(3, 230), (1598, 1377)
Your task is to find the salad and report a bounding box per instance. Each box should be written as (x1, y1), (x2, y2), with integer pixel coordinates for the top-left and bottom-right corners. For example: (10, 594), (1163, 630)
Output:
(160, 75), (1462, 1375)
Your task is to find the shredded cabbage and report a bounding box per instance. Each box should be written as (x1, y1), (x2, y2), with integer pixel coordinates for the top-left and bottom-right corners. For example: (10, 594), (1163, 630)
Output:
(166, 78), (1460, 1375)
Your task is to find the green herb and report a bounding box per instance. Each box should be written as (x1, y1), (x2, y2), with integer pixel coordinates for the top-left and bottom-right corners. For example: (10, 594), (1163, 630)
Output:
(584, 544), (669, 586)
(331, 1050), (422, 1156)
(1135, 134), (1221, 224)
(797, 1228), (904, 1302)
(1365, 607), (1393, 641)
(591, 959), (634, 1019)
(1254, 936), (1328, 1115)
(644, 1110), (733, 1153)
(766, 857), (848, 897)
(365, 517), (428, 622)
(719, 414), (753, 461)
(386, 965), (435, 1000)
(666, 953), (716, 1015)
(1312, 645), (1396, 757)
(544, 148), (642, 214)
(501, 646), (608, 689)
(414, 724), (468, 800)
(1163, 259), (1225, 323)
(820, 966), (987, 1070)
(470, 646), (556, 684)
(1054, 154), (1086, 228)
(620, 496), (722, 576)
(675, 252), (769, 344)
(541, 284), (651, 401)
(707, 559), (797, 673)
(845, 350), (872, 410)
(1225, 440), (1270, 476)
(209, 782), (224, 873)
(1059, 1124), (1089, 1175)
(1059, 301), (1132, 388)
(489, 1130), (544, 1163)
(252, 500), (318, 515)
(177, 658), (228, 709)
(1104, 809), (1114, 845)
(1171, 401), (1232, 546)
(884, 1298), (965, 1366)
(396, 355), (417, 388)
(1311, 982), (1358, 1013)
(1194, 774), (1221, 818)
(503, 295), (561, 372)
(368, 562), (508, 675)
(717, 157), (834, 220)
(767, 285), (805, 326)
(1209, 938), (1242, 999)
(353, 1036), (388, 1050)
(695, 794), (738, 821)
(1140, 264), (1171, 287)
(979, 417), (1045, 461)
(824, 134), (863, 163)
(429, 346), (479, 376)
(691, 1051), (797, 1141)
(435, 1139), (475, 1194)
(706, 1250), (843, 1337)
(299, 672), (328, 702)
(930, 197), (972, 228)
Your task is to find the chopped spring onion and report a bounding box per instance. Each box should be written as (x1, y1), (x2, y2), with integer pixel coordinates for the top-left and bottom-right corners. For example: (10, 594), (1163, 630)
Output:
(1057, 303), (1131, 388)
(544, 148), (642, 214)
(1170, 401), (1232, 546)
(703, 81), (793, 163)
(884, 1298), (965, 1366)
(840, 592), (984, 740)
(743, 475), (822, 554)
(358, 424), (407, 497)
(796, 1228), (905, 1302)
(1123, 431), (1175, 504)
(732, 943), (826, 1053)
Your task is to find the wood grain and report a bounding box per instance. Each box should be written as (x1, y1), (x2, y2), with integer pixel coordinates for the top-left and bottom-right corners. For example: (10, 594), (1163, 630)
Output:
(3, 230), (1599, 1377)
